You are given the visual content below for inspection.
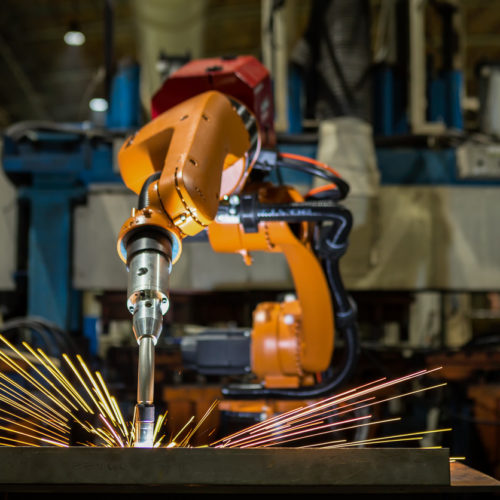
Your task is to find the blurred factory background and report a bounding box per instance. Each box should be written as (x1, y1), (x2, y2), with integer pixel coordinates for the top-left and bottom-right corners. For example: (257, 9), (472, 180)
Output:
(0, 0), (500, 481)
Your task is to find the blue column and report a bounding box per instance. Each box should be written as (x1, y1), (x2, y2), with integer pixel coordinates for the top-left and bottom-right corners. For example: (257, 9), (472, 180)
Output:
(25, 180), (84, 331)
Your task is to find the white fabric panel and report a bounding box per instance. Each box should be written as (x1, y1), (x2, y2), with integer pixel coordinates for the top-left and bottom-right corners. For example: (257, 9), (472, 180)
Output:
(74, 187), (500, 291)
(342, 186), (500, 290)
(73, 190), (290, 291)
(316, 118), (380, 197)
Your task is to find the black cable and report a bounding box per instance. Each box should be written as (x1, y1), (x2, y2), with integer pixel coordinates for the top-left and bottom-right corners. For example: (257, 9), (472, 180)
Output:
(274, 163), (284, 186)
(28, 316), (80, 355)
(1, 319), (60, 357)
(275, 159), (350, 200)
(254, 201), (352, 231)
(223, 324), (358, 399)
(252, 151), (348, 199)
(222, 203), (360, 399)
(1, 317), (81, 356)
(138, 172), (161, 209)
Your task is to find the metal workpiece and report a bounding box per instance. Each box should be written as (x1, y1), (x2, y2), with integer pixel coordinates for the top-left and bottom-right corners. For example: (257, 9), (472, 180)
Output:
(133, 403), (155, 448)
(0, 448), (463, 494)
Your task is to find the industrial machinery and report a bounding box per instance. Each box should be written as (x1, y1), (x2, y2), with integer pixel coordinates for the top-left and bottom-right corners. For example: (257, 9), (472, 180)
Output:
(116, 56), (358, 447)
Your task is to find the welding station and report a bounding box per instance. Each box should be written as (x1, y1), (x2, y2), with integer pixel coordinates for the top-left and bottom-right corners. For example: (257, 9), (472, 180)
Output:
(0, 0), (499, 497)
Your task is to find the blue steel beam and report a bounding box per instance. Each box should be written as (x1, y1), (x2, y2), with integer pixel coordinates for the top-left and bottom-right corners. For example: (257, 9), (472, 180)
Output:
(24, 181), (85, 331)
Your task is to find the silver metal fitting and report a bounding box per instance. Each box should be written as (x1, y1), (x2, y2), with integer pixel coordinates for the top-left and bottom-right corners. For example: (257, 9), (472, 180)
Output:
(133, 403), (155, 448)
(126, 232), (172, 341)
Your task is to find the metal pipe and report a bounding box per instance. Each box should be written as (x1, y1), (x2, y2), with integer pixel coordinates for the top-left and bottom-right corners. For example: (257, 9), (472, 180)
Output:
(134, 337), (156, 448)
(137, 336), (155, 404)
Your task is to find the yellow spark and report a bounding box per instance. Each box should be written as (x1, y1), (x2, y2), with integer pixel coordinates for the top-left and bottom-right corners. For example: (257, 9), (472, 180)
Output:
(211, 405), (308, 446)
(153, 410), (168, 443)
(0, 416), (68, 445)
(171, 416), (195, 445)
(0, 389), (69, 434)
(0, 424), (68, 447)
(326, 428), (452, 449)
(301, 418), (402, 448)
(92, 426), (117, 447)
(0, 349), (73, 415)
(0, 376), (68, 425)
(237, 415), (372, 449)
(32, 345), (93, 413)
(110, 396), (130, 441)
(0, 411), (68, 442)
(334, 436), (424, 447)
(0, 436), (41, 447)
(99, 414), (124, 447)
(63, 354), (102, 411)
(155, 434), (167, 447)
(95, 371), (124, 431)
(0, 340), (451, 452)
(76, 356), (116, 425)
(0, 335), (77, 412)
(180, 400), (219, 447)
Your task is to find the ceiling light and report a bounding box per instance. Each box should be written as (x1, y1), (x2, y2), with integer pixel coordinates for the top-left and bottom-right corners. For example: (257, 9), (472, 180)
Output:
(64, 21), (85, 46)
(89, 98), (108, 112)
(64, 30), (85, 46)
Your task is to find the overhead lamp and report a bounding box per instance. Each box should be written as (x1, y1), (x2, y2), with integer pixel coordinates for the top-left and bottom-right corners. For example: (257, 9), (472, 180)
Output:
(89, 98), (108, 112)
(64, 21), (85, 46)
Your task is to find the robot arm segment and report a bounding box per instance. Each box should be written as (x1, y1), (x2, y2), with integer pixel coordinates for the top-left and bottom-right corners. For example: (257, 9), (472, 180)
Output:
(118, 90), (252, 246)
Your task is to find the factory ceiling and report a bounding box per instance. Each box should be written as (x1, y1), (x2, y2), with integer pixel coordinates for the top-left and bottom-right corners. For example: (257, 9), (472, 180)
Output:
(2, 0), (499, 128)
(0, 0), (136, 125)
(0, 0), (266, 127)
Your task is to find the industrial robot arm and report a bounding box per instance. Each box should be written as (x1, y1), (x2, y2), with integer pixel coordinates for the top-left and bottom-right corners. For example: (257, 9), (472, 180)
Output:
(116, 58), (358, 446)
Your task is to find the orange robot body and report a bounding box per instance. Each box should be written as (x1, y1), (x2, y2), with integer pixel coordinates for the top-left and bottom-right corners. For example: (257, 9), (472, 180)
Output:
(117, 76), (355, 411)
(117, 58), (358, 445)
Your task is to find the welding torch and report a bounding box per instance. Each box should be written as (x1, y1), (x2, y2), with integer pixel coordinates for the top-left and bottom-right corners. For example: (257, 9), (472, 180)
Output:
(116, 90), (255, 447)
(125, 228), (172, 447)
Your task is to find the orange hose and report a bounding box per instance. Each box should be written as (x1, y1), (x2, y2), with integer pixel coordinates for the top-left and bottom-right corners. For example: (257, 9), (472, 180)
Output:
(306, 183), (338, 197)
(280, 152), (343, 178)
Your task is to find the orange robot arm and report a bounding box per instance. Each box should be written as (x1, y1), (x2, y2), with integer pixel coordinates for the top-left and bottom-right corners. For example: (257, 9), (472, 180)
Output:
(117, 90), (356, 440)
